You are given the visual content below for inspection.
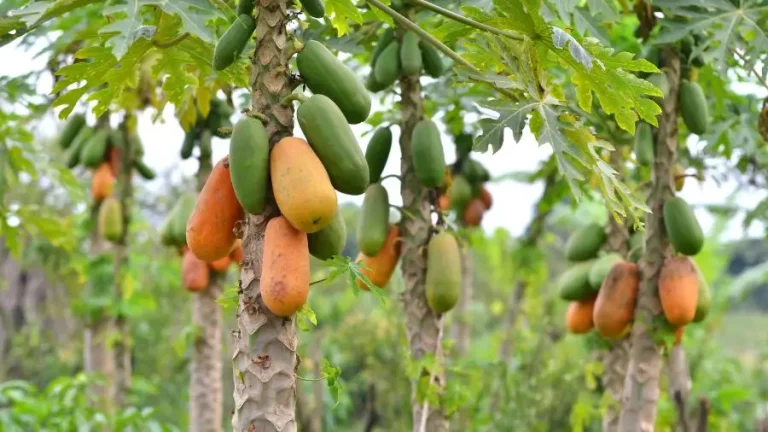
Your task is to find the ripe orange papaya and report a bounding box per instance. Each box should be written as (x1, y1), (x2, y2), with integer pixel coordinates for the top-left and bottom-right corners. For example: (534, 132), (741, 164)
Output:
(108, 146), (121, 177)
(182, 249), (210, 292)
(463, 198), (485, 226)
(566, 296), (596, 334)
(271, 137), (338, 233)
(356, 225), (401, 290)
(229, 239), (244, 267)
(437, 194), (450, 211)
(186, 156), (244, 262)
(261, 216), (310, 317)
(479, 186), (493, 210)
(593, 261), (640, 339)
(659, 256), (699, 327)
(92, 163), (115, 202)
(209, 255), (231, 272)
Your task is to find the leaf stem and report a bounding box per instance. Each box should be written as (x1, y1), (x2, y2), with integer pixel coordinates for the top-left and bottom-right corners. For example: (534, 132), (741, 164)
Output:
(246, 110), (269, 123)
(153, 33), (189, 49)
(409, 0), (523, 42)
(296, 374), (327, 382)
(730, 48), (768, 92)
(379, 174), (402, 182)
(282, 92), (308, 106)
(309, 276), (328, 286)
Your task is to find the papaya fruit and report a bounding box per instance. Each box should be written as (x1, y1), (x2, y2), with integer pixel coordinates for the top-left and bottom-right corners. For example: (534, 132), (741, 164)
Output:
(297, 40), (371, 124)
(479, 186), (493, 210)
(373, 41), (400, 88)
(199, 129), (213, 159)
(448, 175), (472, 212)
(461, 159), (490, 184)
(557, 261), (595, 301)
(59, 114), (86, 149)
(647, 73), (669, 100)
(229, 117), (269, 215)
(420, 41), (444, 78)
(170, 194), (196, 246)
(425, 231), (462, 313)
(160, 216), (175, 246)
(565, 223), (606, 262)
(186, 157), (244, 262)
(659, 256), (699, 327)
(107, 146), (120, 177)
(230, 239), (244, 267)
(365, 127), (392, 183)
(634, 123), (653, 166)
(261, 216), (310, 316)
(674, 164), (685, 191)
(693, 267), (710, 323)
(180, 131), (196, 159)
(209, 255), (231, 272)
(98, 197), (123, 243)
(588, 253), (623, 289)
(356, 225), (400, 290)
(91, 163), (115, 202)
(182, 249), (210, 292)
(357, 184), (390, 256)
(454, 133), (473, 159)
(463, 198), (485, 227)
(134, 158), (156, 180)
(297, 95), (369, 195)
(213, 14), (256, 71)
(663, 197), (703, 256)
(237, 0), (254, 15)
(81, 130), (110, 169)
(299, 0), (325, 18)
(365, 72), (388, 93)
(593, 261), (640, 338)
(271, 137), (338, 233)
(566, 296), (596, 334)
(411, 119), (446, 188)
(308, 210), (347, 260)
(679, 80), (708, 135)
(66, 127), (94, 168)
(438, 194), (451, 211)
(371, 28), (394, 67)
(400, 31), (422, 76)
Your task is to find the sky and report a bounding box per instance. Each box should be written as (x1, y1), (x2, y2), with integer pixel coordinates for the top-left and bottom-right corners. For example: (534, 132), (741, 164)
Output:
(2, 38), (766, 240)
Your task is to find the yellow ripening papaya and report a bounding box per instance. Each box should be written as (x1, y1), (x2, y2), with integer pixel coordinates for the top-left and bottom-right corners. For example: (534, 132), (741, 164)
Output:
(356, 225), (401, 290)
(659, 256), (699, 327)
(261, 216), (310, 317)
(566, 296), (596, 334)
(182, 249), (210, 292)
(91, 163), (115, 203)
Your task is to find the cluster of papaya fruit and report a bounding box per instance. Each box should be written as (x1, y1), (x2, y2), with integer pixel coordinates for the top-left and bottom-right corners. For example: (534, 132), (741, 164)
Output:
(180, 100), (233, 160)
(366, 26), (444, 91)
(436, 134), (493, 226)
(559, 219), (710, 340)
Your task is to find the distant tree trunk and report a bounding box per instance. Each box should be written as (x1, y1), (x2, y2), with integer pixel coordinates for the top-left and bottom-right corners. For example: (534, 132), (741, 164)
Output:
(667, 344), (691, 431)
(397, 10), (448, 431)
(454, 245), (473, 356)
(602, 148), (631, 432)
(619, 47), (681, 432)
(230, 1), (298, 430)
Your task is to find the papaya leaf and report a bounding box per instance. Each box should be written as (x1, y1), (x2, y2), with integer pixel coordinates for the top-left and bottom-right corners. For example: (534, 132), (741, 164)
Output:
(474, 100), (536, 153)
(325, 0), (363, 36)
(2, 0), (98, 46)
(296, 304), (317, 332)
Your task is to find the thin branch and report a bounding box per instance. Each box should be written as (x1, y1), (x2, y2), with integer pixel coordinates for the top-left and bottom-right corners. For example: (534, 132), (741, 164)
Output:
(379, 174), (402, 182)
(730, 48), (768, 92)
(282, 92), (308, 105)
(309, 276), (328, 286)
(153, 32), (189, 48)
(410, 0), (523, 41)
(296, 375), (326, 382)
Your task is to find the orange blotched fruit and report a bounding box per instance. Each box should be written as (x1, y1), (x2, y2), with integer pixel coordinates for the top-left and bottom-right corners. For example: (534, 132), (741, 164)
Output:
(659, 256), (699, 327)
(209, 255), (231, 272)
(593, 261), (640, 338)
(356, 225), (401, 290)
(261, 216), (310, 317)
(186, 156), (244, 262)
(463, 198), (486, 227)
(229, 239), (244, 267)
(92, 163), (115, 202)
(566, 296), (596, 334)
(182, 249), (210, 292)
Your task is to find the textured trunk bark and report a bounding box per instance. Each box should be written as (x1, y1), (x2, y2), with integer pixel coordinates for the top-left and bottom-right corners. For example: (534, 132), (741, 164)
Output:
(398, 12), (449, 431)
(619, 48), (681, 432)
(454, 246), (472, 356)
(667, 344), (691, 432)
(231, 1), (297, 430)
(602, 149), (631, 432)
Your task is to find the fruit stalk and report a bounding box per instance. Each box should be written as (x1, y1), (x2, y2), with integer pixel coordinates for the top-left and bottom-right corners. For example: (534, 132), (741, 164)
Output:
(231, 1), (298, 430)
(619, 47), (681, 431)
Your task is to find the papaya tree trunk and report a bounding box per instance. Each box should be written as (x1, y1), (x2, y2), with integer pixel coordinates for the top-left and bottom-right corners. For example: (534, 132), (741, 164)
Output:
(619, 47), (681, 432)
(189, 134), (223, 432)
(667, 343), (691, 431)
(602, 148), (631, 432)
(397, 11), (449, 431)
(231, 1), (298, 430)
(454, 245), (472, 356)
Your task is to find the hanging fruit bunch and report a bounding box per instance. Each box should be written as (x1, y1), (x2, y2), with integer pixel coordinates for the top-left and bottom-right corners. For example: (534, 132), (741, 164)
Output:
(437, 133), (493, 228)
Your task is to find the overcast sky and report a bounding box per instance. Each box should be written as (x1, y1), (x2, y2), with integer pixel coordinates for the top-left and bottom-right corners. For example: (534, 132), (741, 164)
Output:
(2, 39), (766, 240)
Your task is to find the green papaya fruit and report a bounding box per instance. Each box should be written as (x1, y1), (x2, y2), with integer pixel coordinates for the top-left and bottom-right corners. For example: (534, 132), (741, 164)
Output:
(207, 106), (233, 138)
(66, 127), (94, 169)
(449, 175), (472, 212)
(181, 131), (196, 159)
(210, 98), (234, 120)
(81, 130), (110, 169)
(371, 28), (394, 67)
(693, 266), (711, 323)
(647, 73), (669, 100)
(420, 41), (444, 78)
(297, 40), (371, 124)
(411, 119), (446, 188)
(679, 80), (708, 135)
(588, 253), (623, 289)
(365, 72), (388, 93)
(59, 114), (86, 149)
(565, 223), (607, 262)
(160, 216), (175, 246)
(425, 232), (462, 313)
(229, 117), (269, 215)
(130, 135), (144, 159)
(461, 159), (490, 184)
(133, 158), (156, 180)
(357, 184), (390, 256)
(374, 41), (401, 88)
(213, 14), (256, 71)
(171, 194), (197, 246)
(634, 122), (654, 166)
(663, 196), (703, 255)
(455, 133), (473, 159)
(400, 31), (422, 76)
(366, 127), (392, 183)
(297, 95), (369, 195)
(98, 197), (123, 243)
(299, 0), (325, 18)
(308, 210), (347, 260)
(237, 0), (254, 15)
(557, 261), (596, 301)
(199, 129), (212, 159)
